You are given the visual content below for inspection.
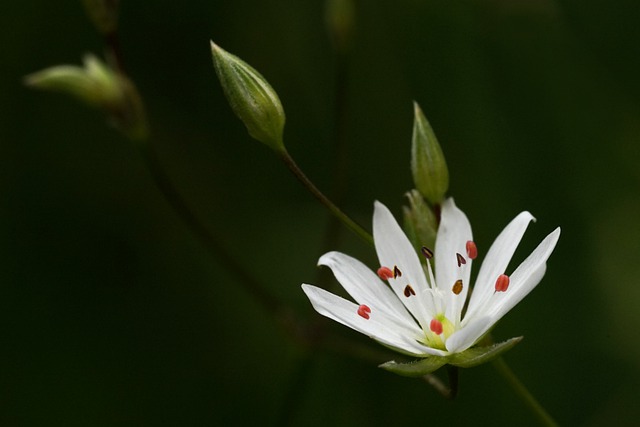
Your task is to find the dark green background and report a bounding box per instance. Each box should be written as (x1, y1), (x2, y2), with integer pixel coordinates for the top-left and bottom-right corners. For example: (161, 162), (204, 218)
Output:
(2, 1), (639, 425)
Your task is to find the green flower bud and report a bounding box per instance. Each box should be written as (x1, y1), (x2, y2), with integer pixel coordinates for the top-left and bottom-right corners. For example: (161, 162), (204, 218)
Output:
(210, 41), (286, 152)
(411, 102), (449, 204)
(403, 189), (438, 251)
(82, 0), (120, 34)
(325, 0), (356, 53)
(24, 54), (124, 108)
(25, 54), (148, 142)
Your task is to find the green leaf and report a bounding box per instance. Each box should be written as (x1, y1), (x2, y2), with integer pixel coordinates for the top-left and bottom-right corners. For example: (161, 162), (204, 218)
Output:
(448, 337), (523, 368)
(379, 356), (449, 377)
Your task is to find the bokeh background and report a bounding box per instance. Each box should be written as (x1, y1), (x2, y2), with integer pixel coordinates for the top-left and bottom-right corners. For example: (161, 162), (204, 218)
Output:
(2, 0), (640, 425)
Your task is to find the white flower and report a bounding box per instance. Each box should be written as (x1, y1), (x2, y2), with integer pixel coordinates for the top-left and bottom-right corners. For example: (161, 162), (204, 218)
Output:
(301, 198), (560, 357)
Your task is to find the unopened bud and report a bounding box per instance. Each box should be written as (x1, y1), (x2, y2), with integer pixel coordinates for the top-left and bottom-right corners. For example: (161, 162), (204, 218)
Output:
(325, 0), (356, 53)
(82, 0), (120, 34)
(403, 189), (437, 251)
(411, 102), (449, 204)
(210, 41), (286, 152)
(25, 54), (148, 142)
(24, 54), (123, 108)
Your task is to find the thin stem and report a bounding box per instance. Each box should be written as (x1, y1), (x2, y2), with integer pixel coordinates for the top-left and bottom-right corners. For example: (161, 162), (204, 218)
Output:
(280, 150), (373, 245)
(446, 365), (459, 399)
(422, 373), (454, 399)
(493, 357), (559, 427)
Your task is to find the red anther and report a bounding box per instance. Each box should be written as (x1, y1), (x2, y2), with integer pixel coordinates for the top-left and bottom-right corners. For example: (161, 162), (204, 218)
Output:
(357, 304), (371, 319)
(393, 265), (402, 279)
(456, 253), (467, 267)
(421, 246), (434, 259)
(466, 240), (478, 260)
(495, 274), (510, 292)
(377, 266), (394, 280)
(430, 319), (443, 335)
(452, 279), (463, 295)
(404, 284), (416, 297)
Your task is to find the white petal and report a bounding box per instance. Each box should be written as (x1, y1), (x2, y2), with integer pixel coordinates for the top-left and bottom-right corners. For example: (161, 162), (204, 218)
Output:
(445, 316), (495, 353)
(373, 201), (434, 327)
(486, 227), (561, 322)
(434, 198), (473, 324)
(452, 228), (560, 347)
(301, 284), (441, 356)
(465, 211), (536, 322)
(318, 251), (418, 329)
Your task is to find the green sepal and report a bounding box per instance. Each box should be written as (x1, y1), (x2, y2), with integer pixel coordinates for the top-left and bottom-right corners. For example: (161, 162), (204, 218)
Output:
(448, 337), (523, 368)
(411, 102), (449, 204)
(379, 355), (449, 377)
(210, 41), (286, 152)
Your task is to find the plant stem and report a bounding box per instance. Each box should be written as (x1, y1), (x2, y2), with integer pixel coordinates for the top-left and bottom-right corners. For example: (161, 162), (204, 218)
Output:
(492, 357), (559, 427)
(280, 150), (373, 245)
(140, 143), (284, 318)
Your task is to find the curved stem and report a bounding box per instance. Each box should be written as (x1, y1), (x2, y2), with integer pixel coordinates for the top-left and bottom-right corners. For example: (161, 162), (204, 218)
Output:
(280, 150), (373, 245)
(492, 357), (559, 427)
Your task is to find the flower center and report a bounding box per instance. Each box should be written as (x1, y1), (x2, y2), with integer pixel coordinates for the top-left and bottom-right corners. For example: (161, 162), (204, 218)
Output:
(423, 314), (455, 350)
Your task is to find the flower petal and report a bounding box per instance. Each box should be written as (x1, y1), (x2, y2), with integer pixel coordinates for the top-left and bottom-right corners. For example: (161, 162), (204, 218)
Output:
(455, 227), (560, 347)
(318, 251), (418, 329)
(301, 284), (442, 356)
(465, 211), (535, 322)
(444, 316), (495, 353)
(487, 227), (561, 322)
(373, 201), (434, 327)
(434, 198), (473, 324)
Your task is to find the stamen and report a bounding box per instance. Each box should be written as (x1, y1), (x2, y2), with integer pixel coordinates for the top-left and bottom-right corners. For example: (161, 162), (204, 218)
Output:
(357, 304), (371, 319)
(393, 265), (402, 279)
(495, 274), (510, 292)
(404, 284), (416, 297)
(456, 253), (467, 267)
(430, 318), (443, 335)
(421, 246), (434, 259)
(466, 240), (478, 259)
(452, 279), (463, 295)
(377, 266), (394, 281)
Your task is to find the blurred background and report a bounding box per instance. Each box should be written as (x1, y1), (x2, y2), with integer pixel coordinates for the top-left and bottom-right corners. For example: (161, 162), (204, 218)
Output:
(2, 0), (639, 425)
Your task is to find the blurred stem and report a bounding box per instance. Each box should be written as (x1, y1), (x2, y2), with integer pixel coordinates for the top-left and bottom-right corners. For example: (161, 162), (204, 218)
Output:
(493, 357), (559, 427)
(422, 372), (454, 399)
(91, 5), (286, 325)
(446, 365), (459, 399)
(139, 143), (284, 317)
(280, 150), (373, 245)
(104, 30), (126, 74)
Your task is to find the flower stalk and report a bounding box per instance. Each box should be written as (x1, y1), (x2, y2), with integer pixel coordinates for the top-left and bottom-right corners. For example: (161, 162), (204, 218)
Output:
(280, 150), (373, 245)
(493, 357), (559, 427)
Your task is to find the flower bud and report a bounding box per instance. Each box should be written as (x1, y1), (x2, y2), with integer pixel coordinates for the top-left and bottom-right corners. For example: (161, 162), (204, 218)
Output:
(325, 0), (356, 53)
(210, 41), (286, 152)
(24, 54), (124, 108)
(403, 189), (437, 251)
(25, 54), (148, 141)
(82, 0), (120, 34)
(411, 102), (449, 204)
